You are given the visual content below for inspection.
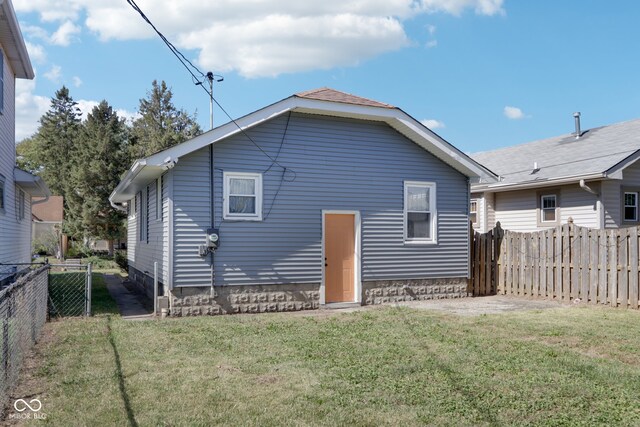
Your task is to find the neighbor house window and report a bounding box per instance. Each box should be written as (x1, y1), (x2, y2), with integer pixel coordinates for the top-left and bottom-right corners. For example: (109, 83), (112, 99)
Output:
(540, 194), (557, 223)
(470, 199), (478, 225)
(0, 174), (5, 212)
(223, 172), (263, 220)
(624, 192), (638, 221)
(18, 189), (25, 220)
(404, 181), (436, 243)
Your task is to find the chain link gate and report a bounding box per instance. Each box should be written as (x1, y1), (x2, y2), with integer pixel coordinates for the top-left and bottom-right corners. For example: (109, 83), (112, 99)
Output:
(47, 263), (92, 318)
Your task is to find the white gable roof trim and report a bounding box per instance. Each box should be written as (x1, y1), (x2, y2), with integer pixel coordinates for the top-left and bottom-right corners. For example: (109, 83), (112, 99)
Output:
(110, 95), (497, 204)
(0, 0), (34, 79)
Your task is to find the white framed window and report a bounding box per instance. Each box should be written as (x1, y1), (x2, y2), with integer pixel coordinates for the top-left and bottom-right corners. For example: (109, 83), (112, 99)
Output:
(156, 177), (162, 220)
(139, 190), (148, 242)
(0, 174), (5, 212)
(624, 192), (638, 221)
(540, 194), (557, 223)
(404, 181), (436, 243)
(223, 172), (263, 221)
(470, 199), (478, 225)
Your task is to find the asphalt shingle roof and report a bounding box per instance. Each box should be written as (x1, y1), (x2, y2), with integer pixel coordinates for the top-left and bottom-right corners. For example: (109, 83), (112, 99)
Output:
(471, 118), (640, 185)
(295, 88), (395, 109)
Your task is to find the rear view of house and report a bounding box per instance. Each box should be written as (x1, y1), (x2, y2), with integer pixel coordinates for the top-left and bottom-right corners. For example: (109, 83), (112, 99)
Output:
(110, 88), (495, 315)
(0, 0), (50, 282)
(471, 115), (640, 233)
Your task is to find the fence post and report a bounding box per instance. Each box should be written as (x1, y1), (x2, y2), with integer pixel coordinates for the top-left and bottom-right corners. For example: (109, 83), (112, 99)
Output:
(86, 263), (92, 317)
(153, 261), (158, 316)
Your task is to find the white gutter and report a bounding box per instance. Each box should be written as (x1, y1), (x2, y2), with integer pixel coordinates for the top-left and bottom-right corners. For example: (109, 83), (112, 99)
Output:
(108, 159), (147, 205)
(473, 172), (605, 193)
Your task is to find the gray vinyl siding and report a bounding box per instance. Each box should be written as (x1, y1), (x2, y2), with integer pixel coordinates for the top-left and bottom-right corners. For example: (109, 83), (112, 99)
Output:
(0, 45), (31, 265)
(127, 180), (165, 279)
(162, 172), (171, 287)
(172, 150), (212, 286)
(559, 185), (599, 228)
(170, 112), (470, 287)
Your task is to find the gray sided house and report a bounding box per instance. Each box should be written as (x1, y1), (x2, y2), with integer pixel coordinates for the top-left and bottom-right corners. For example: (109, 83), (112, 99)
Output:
(110, 88), (495, 316)
(0, 0), (49, 282)
(471, 115), (640, 233)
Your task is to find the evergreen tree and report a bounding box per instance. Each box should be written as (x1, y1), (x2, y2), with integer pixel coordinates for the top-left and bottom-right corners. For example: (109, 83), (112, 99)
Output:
(15, 136), (42, 173)
(130, 80), (201, 158)
(69, 101), (130, 254)
(32, 86), (82, 196)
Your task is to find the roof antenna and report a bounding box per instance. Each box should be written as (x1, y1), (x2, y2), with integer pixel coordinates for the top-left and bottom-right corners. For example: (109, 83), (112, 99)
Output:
(573, 112), (581, 139)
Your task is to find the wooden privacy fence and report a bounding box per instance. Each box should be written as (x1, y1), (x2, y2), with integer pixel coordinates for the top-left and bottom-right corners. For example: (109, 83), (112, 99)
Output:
(469, 219), (640, 309)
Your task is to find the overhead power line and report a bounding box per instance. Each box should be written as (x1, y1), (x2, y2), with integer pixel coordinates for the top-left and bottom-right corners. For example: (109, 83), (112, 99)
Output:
(125, 0), (294, 176)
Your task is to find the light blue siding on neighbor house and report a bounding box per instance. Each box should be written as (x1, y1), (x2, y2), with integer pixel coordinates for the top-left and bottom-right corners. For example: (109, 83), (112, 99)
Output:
(169, 112), (470, 287)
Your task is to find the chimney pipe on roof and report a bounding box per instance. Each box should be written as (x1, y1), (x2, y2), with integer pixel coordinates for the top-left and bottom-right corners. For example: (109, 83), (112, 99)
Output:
(574, 112), (581, 139)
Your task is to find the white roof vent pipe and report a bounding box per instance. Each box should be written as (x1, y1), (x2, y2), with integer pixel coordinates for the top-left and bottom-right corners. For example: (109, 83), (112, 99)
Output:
(574, 112), (581, 139)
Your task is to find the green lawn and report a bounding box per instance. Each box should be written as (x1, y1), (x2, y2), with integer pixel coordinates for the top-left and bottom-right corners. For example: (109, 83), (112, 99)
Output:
(24, 296), (640, 426)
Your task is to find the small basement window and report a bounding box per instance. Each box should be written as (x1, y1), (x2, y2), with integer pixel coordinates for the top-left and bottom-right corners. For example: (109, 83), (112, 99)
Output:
(404, 181), (436, 243)
(624, 192), (638, 221)
(223, 172), (263, 220)
(540, 194), (557, 223)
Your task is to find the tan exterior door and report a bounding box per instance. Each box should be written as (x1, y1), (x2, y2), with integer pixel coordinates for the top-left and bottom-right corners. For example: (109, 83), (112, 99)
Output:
(324, 213), (355, 303)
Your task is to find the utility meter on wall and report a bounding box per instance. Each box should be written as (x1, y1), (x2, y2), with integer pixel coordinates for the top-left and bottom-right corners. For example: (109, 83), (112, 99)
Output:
(206, 228), (220, 250)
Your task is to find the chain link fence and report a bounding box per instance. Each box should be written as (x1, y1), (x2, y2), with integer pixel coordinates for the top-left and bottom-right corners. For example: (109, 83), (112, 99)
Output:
(0, 265), (49, 416)
(48, 264), (92, 318)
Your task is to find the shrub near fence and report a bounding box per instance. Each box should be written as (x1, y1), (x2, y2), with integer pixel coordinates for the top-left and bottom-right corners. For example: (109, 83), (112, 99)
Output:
(0, 266), (49, 415)
(470, 219), (640, 309)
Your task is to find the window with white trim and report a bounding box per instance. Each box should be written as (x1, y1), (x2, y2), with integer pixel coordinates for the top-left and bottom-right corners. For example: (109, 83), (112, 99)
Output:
(139, 190), (148, 242)
(470, 199), (478, 226)
(624, 192), (638, 221)
(404, 181), (436, 242)
(223, 172), (263, 220)
(540, 194), (557, 223)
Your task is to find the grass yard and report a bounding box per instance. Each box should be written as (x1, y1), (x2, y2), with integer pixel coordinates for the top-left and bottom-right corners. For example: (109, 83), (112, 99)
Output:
(20, 294), (640, 426)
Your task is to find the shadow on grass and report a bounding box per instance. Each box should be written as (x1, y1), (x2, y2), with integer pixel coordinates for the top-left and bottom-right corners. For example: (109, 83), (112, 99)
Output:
(107, 315), (138, 427)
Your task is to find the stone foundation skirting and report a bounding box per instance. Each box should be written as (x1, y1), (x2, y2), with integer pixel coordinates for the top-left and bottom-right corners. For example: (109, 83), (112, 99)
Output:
(168, 277), (468, 316)
(170, 283), (321, 316)
(362, 278), (468, 305)
(128, 266), (164, 299)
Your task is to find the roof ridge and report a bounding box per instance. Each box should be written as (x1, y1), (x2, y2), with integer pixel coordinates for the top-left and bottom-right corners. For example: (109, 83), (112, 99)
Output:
(294, 87), (395, 109)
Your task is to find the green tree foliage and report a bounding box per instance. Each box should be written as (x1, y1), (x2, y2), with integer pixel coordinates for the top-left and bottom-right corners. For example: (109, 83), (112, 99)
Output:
(30, 86), (82, 196)
(15, 135), (42, 173)
(68, 101), (130, 254)
(130, 80), (201, 158)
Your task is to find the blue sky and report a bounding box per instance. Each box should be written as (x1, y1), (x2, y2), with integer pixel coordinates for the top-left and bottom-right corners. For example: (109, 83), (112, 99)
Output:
(12, 0), (640, 154)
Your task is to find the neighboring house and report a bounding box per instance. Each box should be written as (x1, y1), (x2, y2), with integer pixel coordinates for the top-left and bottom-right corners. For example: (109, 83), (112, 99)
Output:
(0, 0), (50, 280)
(32, 196), (67, 258)
(471, 114), (640, 233)
(110, 88), (495, 316)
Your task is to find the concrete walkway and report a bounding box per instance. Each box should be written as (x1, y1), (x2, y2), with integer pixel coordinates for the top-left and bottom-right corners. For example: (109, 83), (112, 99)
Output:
(104, 274), (153, 320)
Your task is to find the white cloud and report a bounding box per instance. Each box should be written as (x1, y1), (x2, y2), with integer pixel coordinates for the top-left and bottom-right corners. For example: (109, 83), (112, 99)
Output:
(25, 41), (47, 63)
(425, 40), (438, 48)
(503, 105), (529, 120)
(43, 65), (62, 82)
(15, 78), (50, 142)
(14, 0), (505, 78)
(421, 119), (445, 129)
(50, 20), (81, 46)
(72, 76), (83, 87)
(426, 24), (437, 35)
